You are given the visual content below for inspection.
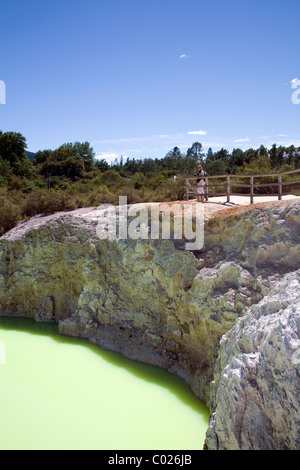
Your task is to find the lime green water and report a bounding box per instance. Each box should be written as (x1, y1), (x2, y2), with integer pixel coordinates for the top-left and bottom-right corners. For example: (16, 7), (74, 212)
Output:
(0, 317), (209, 451)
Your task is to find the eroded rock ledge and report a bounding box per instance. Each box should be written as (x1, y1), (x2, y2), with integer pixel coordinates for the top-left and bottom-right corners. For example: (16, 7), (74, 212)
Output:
(204, 268), (300, 450)
(0, 199), (300, 449)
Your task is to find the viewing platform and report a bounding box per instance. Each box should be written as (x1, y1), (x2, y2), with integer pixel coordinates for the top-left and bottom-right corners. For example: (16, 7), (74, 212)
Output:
(185, 168), (300, 205)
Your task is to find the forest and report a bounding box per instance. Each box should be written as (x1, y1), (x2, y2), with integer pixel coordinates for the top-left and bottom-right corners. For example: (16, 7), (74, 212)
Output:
(0, 130), (299, 235)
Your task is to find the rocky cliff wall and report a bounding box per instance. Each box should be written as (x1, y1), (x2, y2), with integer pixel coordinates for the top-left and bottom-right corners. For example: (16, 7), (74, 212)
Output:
(0, 199), (299, 449)
(204, 269), (300, 449)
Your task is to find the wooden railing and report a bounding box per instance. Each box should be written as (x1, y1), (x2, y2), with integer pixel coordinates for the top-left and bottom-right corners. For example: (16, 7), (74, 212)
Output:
(185, 168), (300, 204)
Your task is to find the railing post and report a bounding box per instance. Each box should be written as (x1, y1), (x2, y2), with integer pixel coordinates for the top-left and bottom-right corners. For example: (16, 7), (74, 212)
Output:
(250, 176), (254, 204)
(227, 175), (230, 203)
(278, 174), (282, 200)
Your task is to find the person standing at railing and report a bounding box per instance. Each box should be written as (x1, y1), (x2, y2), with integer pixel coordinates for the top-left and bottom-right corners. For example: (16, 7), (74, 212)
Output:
(194, 165), (208, 202)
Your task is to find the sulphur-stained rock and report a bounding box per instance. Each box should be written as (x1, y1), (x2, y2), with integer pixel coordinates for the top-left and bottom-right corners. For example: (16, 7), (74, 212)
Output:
(205, 269), (300, 450)
(0, 199), (300, 448)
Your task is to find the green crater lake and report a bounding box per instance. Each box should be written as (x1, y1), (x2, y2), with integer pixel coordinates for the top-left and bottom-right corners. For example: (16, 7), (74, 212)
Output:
(0, 317), (209, 451)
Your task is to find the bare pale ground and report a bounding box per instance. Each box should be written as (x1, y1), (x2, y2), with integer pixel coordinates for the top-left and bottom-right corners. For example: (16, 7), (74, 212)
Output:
(3, 195), (299, 242)
(70, 194), (300, 227)
(141, 194), (300, 221)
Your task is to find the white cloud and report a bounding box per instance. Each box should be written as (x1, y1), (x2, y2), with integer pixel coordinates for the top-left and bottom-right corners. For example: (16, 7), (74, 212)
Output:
(96, 152), (134, 163)
(179, 54), (188, 60)
(275, 139), (300, 147)
(95, 152), (119, 162)
(234, 138), (250, 143)
(278, 134), (288, 137)
(188, 130), (207, 136)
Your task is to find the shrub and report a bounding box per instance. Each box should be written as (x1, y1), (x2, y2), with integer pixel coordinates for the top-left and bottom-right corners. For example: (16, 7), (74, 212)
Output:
(117, 186), (142, 204)
(22, 189), (70, 216)
(95, 170), (125, 189)
(86, 187), (118, 206)
(130, 173), (148, 190)
(0, 198), (21, 235)
(8, 175), (24, 191)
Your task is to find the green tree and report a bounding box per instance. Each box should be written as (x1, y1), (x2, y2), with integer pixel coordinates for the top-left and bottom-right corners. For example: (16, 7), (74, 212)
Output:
(95, 159), (110, 172)
(140, 158), (158, 173)
(163, 147), (183, 171)
(123, 158), (141, 174)
(258, 145), (268, 157)
(269, 144), (278, 169)
(285, 145), (295, 165)
(239, 155), (272, 174)
(206, 147), (214, 160)
(296, 148), (300, 168)
(214, 148), (230, 162)
(72, 141), (95, 171)
(0, 131), (33, 178)
(40, 154), (84, 181)
(229, 148), (245, 169)
(0, 156), (12, 184)
(33, 149), (54, 165)
(0, 131), (27, 165)
(36, 141), (95, 181)
(276, 146), (285, 168)
(243, 148), (258, 165)
(205, 158), (228, 175)
(186, 142), (204, 162)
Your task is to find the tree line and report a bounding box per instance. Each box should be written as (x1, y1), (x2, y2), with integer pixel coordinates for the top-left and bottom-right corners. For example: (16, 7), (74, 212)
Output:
(0, 129), (299, 236)
(0, 130), (299, 187)
(109, 142), (300, 176)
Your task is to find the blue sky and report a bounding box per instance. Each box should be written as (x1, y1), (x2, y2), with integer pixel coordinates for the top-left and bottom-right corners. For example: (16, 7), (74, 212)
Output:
(0, 0), (300, 162)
